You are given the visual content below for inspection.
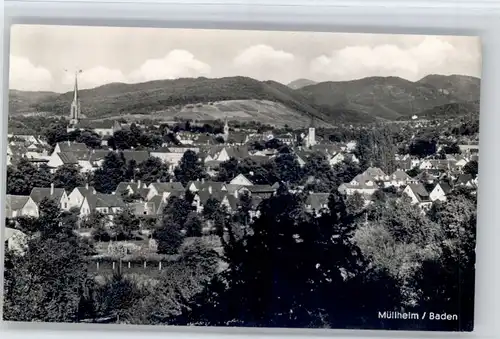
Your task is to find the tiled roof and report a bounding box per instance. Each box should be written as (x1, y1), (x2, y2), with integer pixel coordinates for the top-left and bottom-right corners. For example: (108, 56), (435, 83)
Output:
(188, 181), (227, 192)
(390, 169), (411, 181)
(363, 167), (387, 178)
(116, 181), (148, 194)
(407, 183), (430, 202)
(456, 174), (474, 185)
(197, 190), (227, 205)
(437, 181), (453, 194)
(74, 186), (97, 198)
(121, 150), (150, 164)
(57, 152), (79, 164)
(30, 187), (65, 204)
(87, 193), (126, 209)
(57, 142), (89, 153)
(245, 185), (275, 193)
(306, 193), (330, 210)
(6, 195), (30, 211)
(89, 150), (110, 162)
(149, 182), (185, 193)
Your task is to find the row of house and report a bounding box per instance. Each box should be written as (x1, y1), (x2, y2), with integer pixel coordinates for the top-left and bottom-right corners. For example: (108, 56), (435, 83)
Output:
(5, 173), (278, 226)
(338, 165), (478, 210)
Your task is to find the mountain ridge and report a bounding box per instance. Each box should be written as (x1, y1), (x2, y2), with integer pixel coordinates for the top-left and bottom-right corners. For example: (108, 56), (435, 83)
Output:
(9, 74), (480, 125)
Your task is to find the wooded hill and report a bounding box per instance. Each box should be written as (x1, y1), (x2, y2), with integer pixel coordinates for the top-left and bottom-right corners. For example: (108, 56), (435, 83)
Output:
(9, 74), (480, 125)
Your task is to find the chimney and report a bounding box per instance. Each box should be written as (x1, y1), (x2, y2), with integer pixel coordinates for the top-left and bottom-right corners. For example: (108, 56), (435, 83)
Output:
(85, 182), (89, 189)
(169, 178), (173, 183)
(157, 178), (160, 183)
(67, 140), (70, 146)
(50, 183), (54, 195)
(208, 185), (212, 195)
(201, 178), (205, 184)
(130, 179), (134, 183)
(138, 180), (141, 188)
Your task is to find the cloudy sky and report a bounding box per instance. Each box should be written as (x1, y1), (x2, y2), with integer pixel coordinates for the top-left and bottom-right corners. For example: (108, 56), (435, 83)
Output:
(9, 25), (482, 92)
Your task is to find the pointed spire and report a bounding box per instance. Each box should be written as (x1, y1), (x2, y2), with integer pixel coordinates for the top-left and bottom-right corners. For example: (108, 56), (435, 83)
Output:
(73, 70), (79, 102)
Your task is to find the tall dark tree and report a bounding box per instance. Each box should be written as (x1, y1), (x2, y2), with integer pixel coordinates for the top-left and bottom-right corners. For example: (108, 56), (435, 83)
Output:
(185, 212), (203, 237)
(216, 157), (239, 183)
(7, 159), (52, 195)
(53, 164), (86, 192)
(112, 208), (140, 240)
(135, 157), (171, 184)
(174, 150), (207, 186)
(302, 152), (337, 192)
(187, 190), (366, 327)
(156, 216), (185, 255)
(92, 152), (126, 193)
(409, 138), (437, 158)
(463, 160), (479, 177)
(355, 126), (397, 173)
(44, 122), (69, 147)
(3, 198), (92, 322)
(272, 153), (302, 185)
(76, 130), (102, 149)
(203, 197), (221, 221)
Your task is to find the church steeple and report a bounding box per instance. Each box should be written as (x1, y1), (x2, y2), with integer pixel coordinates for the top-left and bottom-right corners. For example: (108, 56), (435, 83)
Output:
(304, 115), (316, 148)
(69, 69), (82, 126)
(223, 115), (229, 142)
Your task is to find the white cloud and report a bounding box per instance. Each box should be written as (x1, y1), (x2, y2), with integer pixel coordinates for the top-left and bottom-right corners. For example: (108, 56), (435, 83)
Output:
(233, 44), (294, 67)
(9, 56), (53, 91)
(310, 36), (477, 81)
(128, 49), (211, 82)
(58, 49), (211, 90)
(231, 44), (297, 82)
(62, 66), (127, 89)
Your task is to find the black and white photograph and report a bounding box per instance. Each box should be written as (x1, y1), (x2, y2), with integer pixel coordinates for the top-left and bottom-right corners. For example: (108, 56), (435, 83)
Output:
(3, 25), (480, 331)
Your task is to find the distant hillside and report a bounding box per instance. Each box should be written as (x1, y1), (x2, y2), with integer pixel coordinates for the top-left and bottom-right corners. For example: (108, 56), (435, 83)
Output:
(9, 74), (479, 125)
(9, 89), (58, 115)
(297, 75), (480, 120)
(414, 100), (480, 120)
(9, 76), (375, 125)
(287, 78), (317, 90)
(417, 74), (480, 102)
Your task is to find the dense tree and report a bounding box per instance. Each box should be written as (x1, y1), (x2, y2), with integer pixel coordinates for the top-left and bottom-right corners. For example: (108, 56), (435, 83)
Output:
(53, 164), (86, 192)
(216, 157), (239, 183)
(353, 197), (441, 306)
(203, 197), (221, 221)
(272, 153), (302, 185)
(174, 150), (207, 185)
(136, 157), (171, 184)
(112, 208), (140, 240)
(463, 160), (479, 177)
(416, 194), (476, 331)
(441, 142), (461, 155)
(92, 152), (126, 193)
(302, 152), (337, 192)
(68, 129), (102, 149)
(163, 196), (193, 226)
(155, 216), (185, 255)
(44, 122), (69, 147)
(185, 212), (203, 237)
(7, 159), (52, 195)
(3, 199), (92, 322)
(354, 126), (397, 173)
(408, 138), (437, 158)
(185, 189), (371, 328)
(234, 191), (253, 226)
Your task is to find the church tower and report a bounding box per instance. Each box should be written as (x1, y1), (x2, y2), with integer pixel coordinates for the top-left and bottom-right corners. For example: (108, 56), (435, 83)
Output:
(304, 116), (316, 148)
(69, 70), (82, 126)
(223, 115), (230, 142)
